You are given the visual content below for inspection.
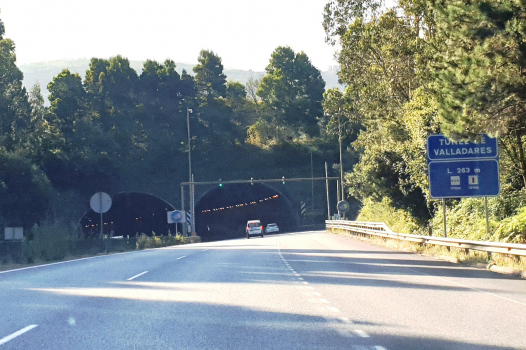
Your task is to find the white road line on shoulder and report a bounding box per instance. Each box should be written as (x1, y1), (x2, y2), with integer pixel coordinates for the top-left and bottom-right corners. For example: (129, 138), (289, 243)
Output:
(404, 267), (526, 307)
(0, 325), (38, 345)
(302, 281), (308, 284)
(0, 251), (131, 275)
(176, 256), (186, 260)
(127, 271), (148, 281)
(374, 346), (387, 350)
(355, 330), (370, 338)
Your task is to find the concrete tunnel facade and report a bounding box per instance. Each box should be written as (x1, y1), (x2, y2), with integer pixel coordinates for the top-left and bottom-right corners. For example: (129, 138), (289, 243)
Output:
(80, 185), (299, 241)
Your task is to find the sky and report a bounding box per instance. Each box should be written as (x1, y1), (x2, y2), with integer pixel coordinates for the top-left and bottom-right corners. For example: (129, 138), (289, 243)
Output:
(1, 0), (340, 71)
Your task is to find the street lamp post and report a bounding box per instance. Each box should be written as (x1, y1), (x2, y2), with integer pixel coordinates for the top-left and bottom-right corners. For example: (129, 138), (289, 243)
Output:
(338, 115), (345, 218)
(187, 108), (194, 235)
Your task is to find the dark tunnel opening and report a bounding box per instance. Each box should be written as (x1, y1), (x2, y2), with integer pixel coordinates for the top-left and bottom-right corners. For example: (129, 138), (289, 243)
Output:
(80, 192), (177, 238)
(195, 183), (299, 242)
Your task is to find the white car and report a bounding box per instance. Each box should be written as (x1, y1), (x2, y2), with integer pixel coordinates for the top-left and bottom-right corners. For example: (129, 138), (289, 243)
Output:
(246, 220), (264, 238)
(265, 223), (279, 234)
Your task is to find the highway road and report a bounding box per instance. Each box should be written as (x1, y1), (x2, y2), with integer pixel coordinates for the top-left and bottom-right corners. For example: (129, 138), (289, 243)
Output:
(0, 230), (525, 349)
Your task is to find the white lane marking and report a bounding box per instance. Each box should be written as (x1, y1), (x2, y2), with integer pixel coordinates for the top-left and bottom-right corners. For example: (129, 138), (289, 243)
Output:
(127, 271), (148, 281)
(320, 299), (329, 303)
(355, 330), (370, 338)
(298, 277), (304, 280)
(176, 256), (186, 260)
(302, 281), (308, 284)
(0, 252), (130, 275)
(339, 317), (350, 323)
(404, 267), (526, 307)
(374, 346), (386, 350)
(202, 249), (208, 251)
(0, 325), (38, 345)
(328, 306), (340, 312)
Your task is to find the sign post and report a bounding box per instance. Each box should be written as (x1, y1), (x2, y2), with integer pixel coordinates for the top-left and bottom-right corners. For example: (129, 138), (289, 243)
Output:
(90, 192), (112, 251)
(427, 134), (500, 237)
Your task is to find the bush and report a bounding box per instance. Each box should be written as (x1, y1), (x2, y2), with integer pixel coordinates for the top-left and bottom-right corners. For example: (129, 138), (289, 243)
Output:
(136, 233), (187, 250)
(492, 207), (526, 243)
(431, 198), (490, 241)
(356, 197), (422, 234)
(25, 221), (71, 262)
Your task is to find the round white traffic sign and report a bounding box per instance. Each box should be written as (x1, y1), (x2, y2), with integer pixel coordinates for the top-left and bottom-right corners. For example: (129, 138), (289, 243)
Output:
(337, 200), (350, 213)
(90, 192), (112, 214)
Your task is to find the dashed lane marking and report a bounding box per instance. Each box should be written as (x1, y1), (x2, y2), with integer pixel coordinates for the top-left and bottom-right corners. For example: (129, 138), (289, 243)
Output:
(0, 325), (38, 346)
(127, 271), (148, 281)
(355, 330), (370, 338)
(176, 256), (186, 260)
(328, 306), (340, 313)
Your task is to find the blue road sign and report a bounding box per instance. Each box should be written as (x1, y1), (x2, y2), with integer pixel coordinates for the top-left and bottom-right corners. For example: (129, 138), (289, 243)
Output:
(169, 210), (184, 223)
(429, 159), (500, 198)
(427, 134), (498, 161)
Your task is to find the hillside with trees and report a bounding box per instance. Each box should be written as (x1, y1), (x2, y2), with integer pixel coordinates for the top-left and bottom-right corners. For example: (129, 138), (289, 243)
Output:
(2, 0), (526, 246)
(323, 0), (526, 242)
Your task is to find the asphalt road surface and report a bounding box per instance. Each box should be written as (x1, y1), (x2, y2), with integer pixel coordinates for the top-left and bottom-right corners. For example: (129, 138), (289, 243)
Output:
(0, 230), (525, 350)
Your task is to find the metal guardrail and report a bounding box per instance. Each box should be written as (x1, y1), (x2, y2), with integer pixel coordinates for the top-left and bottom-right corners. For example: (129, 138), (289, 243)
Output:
(326, 220), (526, 257)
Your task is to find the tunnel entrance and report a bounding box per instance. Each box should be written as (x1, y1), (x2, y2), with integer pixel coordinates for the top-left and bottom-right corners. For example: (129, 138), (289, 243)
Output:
(80, 192), (177, 238)
(195, 183), (299, 241)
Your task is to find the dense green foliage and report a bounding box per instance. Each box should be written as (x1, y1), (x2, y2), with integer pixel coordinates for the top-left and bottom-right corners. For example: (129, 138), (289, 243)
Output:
(3, 0), (526, 245)
(0, 14), (343, 235)
(324, 0), (526, 242)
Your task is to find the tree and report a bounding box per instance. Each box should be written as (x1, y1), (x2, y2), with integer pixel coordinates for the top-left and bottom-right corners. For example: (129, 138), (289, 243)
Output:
(257, 46), (325, 137)
(226, 81), (246, 102)
(0, 20), (30, 148)
(0, 149), (52, 228)
(193, 50), (227, 100)
(431, 0), (526, 188)
(47, 69), (86, 140)
(323, 0), (385, 45)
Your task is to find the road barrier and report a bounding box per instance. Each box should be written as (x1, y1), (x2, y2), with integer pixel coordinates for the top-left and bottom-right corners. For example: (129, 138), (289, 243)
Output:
(326, 220), (526, 258)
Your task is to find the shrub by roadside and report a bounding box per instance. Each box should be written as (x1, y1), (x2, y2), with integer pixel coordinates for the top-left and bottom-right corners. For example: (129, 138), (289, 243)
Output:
(135, 233), (188, 250)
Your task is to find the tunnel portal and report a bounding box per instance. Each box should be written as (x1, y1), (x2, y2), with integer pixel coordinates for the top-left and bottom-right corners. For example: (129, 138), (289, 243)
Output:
(81, 192), (177, 238)
(195, 183), (299, 241)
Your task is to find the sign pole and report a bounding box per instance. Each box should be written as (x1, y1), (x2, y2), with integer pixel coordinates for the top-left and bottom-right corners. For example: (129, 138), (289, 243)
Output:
(442, 198), (447, 238)
(181, 185), (187, 237)
(336, 180), (341, 218)
(99, 193), (103, 238)
(485, 196), (490, 236)
(325, 162), (330, 220)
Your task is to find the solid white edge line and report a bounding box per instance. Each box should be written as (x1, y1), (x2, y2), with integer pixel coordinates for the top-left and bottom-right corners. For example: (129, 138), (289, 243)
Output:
(374, 346), (387, 350)
(127, 271), (148, 281)
(0, 242), (204, 275)
(404, 267), (526, 307)
(354, 330), (370, 338)
(176, 256), (186, 260)
(0, 325), (38, 345)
